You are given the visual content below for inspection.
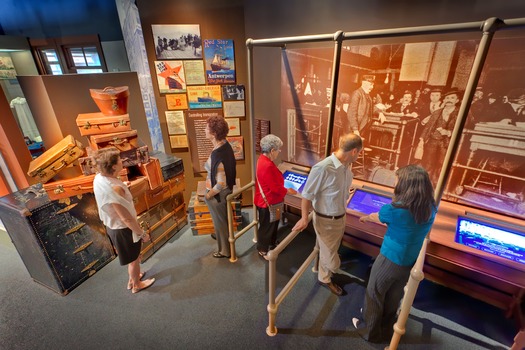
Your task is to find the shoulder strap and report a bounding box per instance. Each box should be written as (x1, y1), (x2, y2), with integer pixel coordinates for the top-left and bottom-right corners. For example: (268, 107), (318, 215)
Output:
(257, 180), (270, 206)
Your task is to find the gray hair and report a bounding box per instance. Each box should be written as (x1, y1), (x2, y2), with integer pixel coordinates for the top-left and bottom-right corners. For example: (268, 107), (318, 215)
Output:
(260, 134), (283, 154)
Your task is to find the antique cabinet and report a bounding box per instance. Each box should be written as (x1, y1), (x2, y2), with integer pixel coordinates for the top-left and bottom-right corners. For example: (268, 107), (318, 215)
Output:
(0, 184), (116, 295)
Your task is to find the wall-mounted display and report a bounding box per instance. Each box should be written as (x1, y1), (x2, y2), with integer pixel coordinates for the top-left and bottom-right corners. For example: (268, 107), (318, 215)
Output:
(255, 119), (271, 154)
(186, 110), (223, 173)
(169, 135), (188, 149)
(223, 100), (245, 118)
(166, 93), (188, 110)
(227, 136), (244, 160)
(187, 85), (222, 109)
(165, 111), (186, 135)
(183, 60), (206, 85)
(226, 118), (240, 136)
(152, 24), (202, 60)
(203, 39), (236, 84)
(0, 56), (17, 79)
(155, 60), (186, 93)
(280, 34), (525, 220)
(222, 85), (245, 100)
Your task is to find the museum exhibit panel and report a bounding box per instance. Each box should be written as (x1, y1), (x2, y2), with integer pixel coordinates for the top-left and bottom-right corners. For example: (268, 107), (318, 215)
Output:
(249, 19), (525, 330)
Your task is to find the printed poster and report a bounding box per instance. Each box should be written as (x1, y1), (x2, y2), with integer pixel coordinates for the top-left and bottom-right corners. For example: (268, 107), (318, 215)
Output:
(166, 94), (188, 110)
(183, 60), (206, 85)
(187, 85), (222, 109)
(169, 135), (189, 149)
(226, 118), (240, 136)
(165, 111), (186, 134)
(223, 100), (245, 118)
(227, 136), (244, 160)
(154, 60), (186, 93)
(203, 39), (236, 84)
(186, 110), (224, 172)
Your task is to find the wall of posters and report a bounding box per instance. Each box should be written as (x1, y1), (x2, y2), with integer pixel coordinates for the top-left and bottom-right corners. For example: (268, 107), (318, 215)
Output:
(183, 60), (206, 85)
(203, 39), (236, 84)
(166, 94), (188, 110)
(152, 24), (202, 60)
(165, 111), (186, 134)
(154, 60), (186, 93)
(187, 85), (222, 109)
(186, 110), (223, 172)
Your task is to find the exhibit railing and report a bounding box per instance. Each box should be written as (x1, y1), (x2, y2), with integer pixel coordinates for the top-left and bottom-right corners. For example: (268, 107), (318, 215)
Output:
(247, 16), (525, 349)
(264, 211), (314, 336)
(226, 181), (257, 262)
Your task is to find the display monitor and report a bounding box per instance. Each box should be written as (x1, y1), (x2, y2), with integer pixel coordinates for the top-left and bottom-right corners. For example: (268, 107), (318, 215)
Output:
(346, 189), (392, 216)
(282, 170), (308, 194)
(455, 215), (525, 264)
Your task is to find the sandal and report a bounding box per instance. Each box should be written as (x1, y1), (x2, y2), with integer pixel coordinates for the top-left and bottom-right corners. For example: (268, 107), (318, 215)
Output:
(212, 252), (230, 258)
(127, 271), (146, 290)
(131, 278), (155, 294)
(258, 251), (267, 257)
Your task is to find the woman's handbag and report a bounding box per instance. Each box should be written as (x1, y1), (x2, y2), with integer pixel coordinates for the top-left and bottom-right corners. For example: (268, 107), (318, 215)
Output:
(257, 180), (284, 223)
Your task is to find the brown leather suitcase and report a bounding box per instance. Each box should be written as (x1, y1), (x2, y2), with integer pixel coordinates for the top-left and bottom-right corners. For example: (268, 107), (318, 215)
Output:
(27, 135), (84, 184)
(43, 174), (95, 201)
(88, 130), (149, 167)
(138, 157), (163, 190)
(76, 112), (131, 136)
(89, 86), (129, 116)
(127, 176), (149, 215)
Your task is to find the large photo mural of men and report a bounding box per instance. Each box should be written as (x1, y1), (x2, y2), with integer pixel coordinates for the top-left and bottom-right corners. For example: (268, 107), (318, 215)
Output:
(280, 32), (525, 219)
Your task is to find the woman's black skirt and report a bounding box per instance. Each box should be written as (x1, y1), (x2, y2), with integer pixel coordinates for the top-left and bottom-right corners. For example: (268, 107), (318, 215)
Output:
(105, 227), (142, 265)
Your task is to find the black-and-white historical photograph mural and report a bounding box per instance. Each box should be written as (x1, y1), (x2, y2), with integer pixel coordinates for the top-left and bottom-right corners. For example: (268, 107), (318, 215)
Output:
(281, 33), (525, 219)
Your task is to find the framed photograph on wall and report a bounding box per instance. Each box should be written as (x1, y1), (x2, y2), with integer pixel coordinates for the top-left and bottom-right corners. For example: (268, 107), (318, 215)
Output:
(169, 135), (189, 149)
(187, 85), (222, 109)
(0, 56), (17, 79)
(227, 136), (244, 160)
(166, 94), (188, 110)
(165, 110), (186, 135)
(226, 118), (240, 136)
(222, 85), (245, 100)
(152, 24), (202, 60)
(154, 60), (186, 93)
(183, 60), (206, 85)
(203, 39), (236, 84)
(223, 100), (245, 118)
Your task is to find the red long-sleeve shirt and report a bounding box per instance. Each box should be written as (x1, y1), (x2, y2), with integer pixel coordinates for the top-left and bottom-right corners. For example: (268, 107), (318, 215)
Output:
(254, 155), (287, 208)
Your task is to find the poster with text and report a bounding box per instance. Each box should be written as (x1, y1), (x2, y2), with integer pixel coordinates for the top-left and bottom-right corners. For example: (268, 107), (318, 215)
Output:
(166, 94), (188, 110)
(223, 100), (245, 118)
(165, 111), (186, 134)
(169, 135), (188, 149)
(227, 136), (244, 160)
(203, 39), (236, 84)
(226, 118), (240, 136)
(187, 85), (222, 109)
(186, 110), (224, 173)
(154, 60), (186, 93)
(183, 60), (206, 85)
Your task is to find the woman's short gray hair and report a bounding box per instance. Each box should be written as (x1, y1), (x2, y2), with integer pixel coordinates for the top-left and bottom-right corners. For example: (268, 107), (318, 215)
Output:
(260, 134), (283, 154)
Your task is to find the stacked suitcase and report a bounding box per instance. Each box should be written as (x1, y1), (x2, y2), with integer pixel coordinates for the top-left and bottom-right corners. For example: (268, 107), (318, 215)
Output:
(187, 180), (243, 236)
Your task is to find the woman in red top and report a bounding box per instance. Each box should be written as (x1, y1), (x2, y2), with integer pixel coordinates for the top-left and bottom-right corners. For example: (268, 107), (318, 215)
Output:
(254, 135), (294, 257)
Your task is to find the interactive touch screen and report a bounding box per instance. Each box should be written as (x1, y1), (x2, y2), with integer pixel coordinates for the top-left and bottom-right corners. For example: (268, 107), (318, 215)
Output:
(283, 170), (308, 194)
(455, 216), (525, 264)
(346, 189), (392, 215)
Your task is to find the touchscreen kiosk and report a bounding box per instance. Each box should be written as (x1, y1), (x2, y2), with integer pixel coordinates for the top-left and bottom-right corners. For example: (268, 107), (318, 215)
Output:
(455, 215), (525, 264)
(346, 189), (392, 216)
(283, 170), (308, 194)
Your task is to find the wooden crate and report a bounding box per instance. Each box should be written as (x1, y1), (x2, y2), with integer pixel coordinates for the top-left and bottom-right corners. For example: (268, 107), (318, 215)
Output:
(187, 191), (242, 236)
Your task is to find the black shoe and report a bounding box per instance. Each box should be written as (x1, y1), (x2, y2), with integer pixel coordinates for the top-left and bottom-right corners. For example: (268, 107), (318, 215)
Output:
(211, 234), (216, 240)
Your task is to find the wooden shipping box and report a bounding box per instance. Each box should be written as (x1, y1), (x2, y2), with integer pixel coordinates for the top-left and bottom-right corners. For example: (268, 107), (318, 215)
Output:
(76, 112), (131, 136)
(27, 135), (84, 184)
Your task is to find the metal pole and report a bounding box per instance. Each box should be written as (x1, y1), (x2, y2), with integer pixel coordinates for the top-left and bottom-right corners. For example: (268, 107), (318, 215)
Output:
(387, 17), (503, 350)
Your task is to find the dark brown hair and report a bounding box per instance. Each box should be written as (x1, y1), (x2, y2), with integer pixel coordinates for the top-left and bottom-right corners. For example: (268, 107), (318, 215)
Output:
(392, 165), (436, 224)
(206, 116), (229, 140)
(94, 147), (120, 176)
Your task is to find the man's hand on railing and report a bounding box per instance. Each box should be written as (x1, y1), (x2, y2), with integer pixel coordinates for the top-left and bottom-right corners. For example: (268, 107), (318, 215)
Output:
(292, 217), (308, 232)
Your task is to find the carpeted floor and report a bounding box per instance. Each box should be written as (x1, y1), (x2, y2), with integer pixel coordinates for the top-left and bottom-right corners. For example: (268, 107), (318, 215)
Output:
(0, 212), (518, 350)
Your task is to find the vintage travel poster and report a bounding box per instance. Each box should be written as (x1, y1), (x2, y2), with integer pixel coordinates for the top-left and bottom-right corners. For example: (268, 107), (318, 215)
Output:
(183, 60), (206, 85)
(154, 60), (186, 93)
(203, 39), (236, 84)
(166, 94), (188, 110)
(226, 136), (244, 160)
(187, 85), (222, 109)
